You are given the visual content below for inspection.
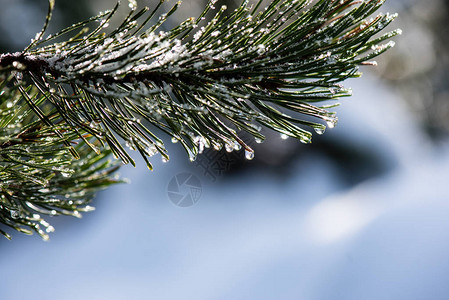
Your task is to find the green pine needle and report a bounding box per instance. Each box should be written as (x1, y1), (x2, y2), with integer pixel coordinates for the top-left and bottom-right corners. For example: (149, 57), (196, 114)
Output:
(0, 72), (123, 240)
(0, 0), (399, 239)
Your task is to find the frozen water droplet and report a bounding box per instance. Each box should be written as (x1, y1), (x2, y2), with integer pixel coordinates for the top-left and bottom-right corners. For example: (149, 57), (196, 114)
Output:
(6, 101), (13, 108)
(13, 61), (26, 71)
(225, 143), (233, 152)
(89, 121), (99, 129)
(125, 139), (137, 151)
(46, 226), (55, 233)
(39, 188), (50, 193)
(171, 137), (178, 143)
(83, 205), (95, 212)
(128, 0), (137, 9)
(314, 127), (325, 135)
(326, 118), (338, 129)
(280, 134), (289, 140)
(146, 144), (157, 156)
(255, 137), (263, 144)
(10, 210), (19, 219)
(162, 156), (169, 163)
(61, 172), (72, 178)
(40, 219), (49, 227)
(245, 150), (254, 160)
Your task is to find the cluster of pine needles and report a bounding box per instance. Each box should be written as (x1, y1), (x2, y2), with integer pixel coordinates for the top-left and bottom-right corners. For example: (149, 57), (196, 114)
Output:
(0, 0), (399, 240)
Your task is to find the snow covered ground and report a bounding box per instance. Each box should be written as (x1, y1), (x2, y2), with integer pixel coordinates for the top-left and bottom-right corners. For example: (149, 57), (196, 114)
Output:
(1, 73), (449, 299)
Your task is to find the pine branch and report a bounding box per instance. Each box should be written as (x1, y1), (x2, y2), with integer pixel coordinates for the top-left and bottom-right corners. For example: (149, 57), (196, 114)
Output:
(0, 71), (122, 240)
(0, 0), (399, 239)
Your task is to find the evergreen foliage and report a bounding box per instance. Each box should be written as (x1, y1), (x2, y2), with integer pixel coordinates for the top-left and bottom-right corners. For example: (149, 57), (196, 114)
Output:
(0, 0), (399, 239)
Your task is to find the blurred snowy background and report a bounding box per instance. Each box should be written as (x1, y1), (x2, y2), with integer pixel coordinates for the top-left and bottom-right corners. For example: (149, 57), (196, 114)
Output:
(1, 0), (449, 299)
